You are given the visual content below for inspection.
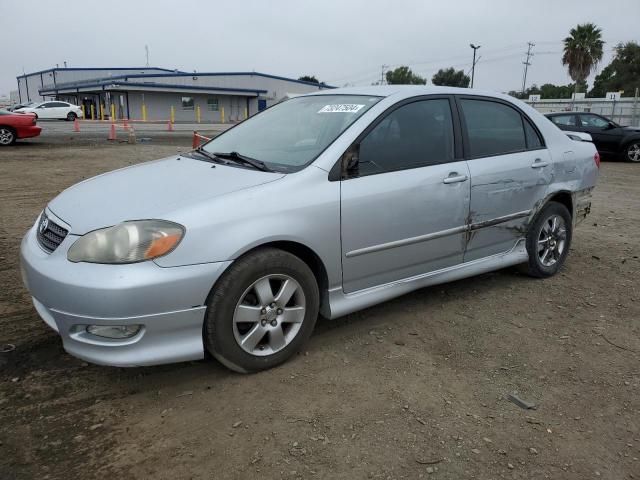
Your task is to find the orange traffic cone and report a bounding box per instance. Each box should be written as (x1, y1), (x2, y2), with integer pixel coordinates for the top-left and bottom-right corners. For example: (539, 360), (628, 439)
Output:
(108, 123), (117, 141)
(73, 118), (80, 132)
(192, 131), (199, 149)
(167, 120), (174, 132)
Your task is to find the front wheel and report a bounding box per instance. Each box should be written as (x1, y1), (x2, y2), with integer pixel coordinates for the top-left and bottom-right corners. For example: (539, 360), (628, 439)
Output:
(523, 202), (572, 278)
(624, 141), (640, 162)
(0, 127), (16, 146)
(204, 248), (319, 373)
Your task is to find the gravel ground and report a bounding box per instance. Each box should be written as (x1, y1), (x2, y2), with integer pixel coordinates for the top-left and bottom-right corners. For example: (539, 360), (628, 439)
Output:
(0, 137), (638, 480)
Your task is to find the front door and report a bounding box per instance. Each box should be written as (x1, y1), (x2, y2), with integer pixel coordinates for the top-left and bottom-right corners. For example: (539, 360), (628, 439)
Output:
(340, 97), (470, 293)
(457, 96), (553, 261)
(35, 102), (55, 119)
(576, 113), (623, 154)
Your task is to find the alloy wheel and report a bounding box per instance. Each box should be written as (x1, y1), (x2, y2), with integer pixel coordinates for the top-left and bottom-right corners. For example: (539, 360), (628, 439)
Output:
(627, 143), (640, 162)
(537, 214), (567, 267)
(0, 128), (15, 145)
(232, 274), (306, 356)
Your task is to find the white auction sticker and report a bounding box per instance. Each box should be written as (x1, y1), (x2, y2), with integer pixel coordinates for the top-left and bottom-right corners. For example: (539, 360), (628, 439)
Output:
(318, 104), (365, 113)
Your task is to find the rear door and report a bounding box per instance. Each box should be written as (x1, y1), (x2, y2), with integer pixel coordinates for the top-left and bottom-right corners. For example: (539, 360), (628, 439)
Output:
(457, 96), (552, 261)
(340, 96), (471, 293)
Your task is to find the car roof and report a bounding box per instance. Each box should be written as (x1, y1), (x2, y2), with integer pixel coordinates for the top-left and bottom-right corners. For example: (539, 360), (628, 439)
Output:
(302, 85), (519, 103)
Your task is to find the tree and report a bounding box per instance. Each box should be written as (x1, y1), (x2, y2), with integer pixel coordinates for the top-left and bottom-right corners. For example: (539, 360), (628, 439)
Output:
(298, 75), (319, 84)
(385, 66), (426, 85)
(562, 23), (604, 94)
(508, 81), (587, 100)
(589, 42), (640, 97)
(431, 68), (470, 88)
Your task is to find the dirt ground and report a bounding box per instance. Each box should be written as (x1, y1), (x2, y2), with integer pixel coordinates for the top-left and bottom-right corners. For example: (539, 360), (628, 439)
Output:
(0, 135), (638, 480)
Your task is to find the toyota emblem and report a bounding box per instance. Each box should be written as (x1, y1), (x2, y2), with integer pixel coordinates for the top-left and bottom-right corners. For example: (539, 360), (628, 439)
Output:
(39, 215), (49, 234)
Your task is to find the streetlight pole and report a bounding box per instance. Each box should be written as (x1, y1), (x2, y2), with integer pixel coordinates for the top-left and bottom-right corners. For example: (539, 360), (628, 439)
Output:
(470, 44), (481, 88)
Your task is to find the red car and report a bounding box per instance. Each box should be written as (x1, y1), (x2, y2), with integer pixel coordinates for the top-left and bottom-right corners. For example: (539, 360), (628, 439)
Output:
(0, 109), (41, 146)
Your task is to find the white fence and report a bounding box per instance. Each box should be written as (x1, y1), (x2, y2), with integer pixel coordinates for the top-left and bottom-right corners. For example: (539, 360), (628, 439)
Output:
(525, 97), (640, 127)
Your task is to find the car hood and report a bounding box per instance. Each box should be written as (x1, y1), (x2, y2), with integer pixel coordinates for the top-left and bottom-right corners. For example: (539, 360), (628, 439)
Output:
(48, 155), (285, 234)
(623, 126), (640, 133)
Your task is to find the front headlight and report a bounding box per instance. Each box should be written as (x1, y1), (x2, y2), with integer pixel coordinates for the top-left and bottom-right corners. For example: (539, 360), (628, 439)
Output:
(67, 220), (184, 264)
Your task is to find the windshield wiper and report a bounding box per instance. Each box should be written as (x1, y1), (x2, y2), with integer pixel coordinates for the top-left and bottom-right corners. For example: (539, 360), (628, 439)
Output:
(190, 146), (225, 164)
(213, 151), (272, 172)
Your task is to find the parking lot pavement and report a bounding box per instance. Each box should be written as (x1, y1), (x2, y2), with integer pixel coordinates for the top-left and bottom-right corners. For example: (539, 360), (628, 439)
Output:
(0, 141), (639, 480)
(22, 119), (231, 145)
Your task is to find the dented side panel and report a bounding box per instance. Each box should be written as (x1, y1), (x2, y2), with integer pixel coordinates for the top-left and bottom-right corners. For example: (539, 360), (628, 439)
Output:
(463, 149), (554, 261)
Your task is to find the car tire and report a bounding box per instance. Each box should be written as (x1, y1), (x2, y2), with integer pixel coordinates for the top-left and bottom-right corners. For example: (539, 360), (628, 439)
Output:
(624, 141), (640, 162)
(523, 202), (572, 278)
(66, 112), (77, 122)
(0, 126), (16, 146)
(204, 248), (320, 373)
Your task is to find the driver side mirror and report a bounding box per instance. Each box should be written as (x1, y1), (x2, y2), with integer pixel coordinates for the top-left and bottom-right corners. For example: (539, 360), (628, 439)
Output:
(606, 122), (617, 130)
(341, 144), (360, 179)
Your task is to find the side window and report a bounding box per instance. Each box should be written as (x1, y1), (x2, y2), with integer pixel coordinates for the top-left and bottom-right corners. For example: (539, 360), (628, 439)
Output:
(523, 118), (543, 149)
(550, 114), (576, 126)
(51, 102), (68, 107)
(207, 98), (219, 111)
(580, 114), (609, 128)
(358, 99), (454, 175)
(181, 96), (194, 111)
(41, 103), (55, 108)
(460, 99), (526, 157)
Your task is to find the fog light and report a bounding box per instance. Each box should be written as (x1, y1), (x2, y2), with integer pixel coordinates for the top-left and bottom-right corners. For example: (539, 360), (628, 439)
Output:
(86, 325), (142, 339)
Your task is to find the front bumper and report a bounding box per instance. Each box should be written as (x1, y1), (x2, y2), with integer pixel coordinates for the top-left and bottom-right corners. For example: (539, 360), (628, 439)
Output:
(20, 211), (231, 366)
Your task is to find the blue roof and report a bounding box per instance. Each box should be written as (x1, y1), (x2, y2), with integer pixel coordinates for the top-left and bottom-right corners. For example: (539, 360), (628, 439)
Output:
(18, 67), (334, 88)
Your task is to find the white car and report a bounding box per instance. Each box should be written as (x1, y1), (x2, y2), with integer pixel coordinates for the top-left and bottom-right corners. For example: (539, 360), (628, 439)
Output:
(16, 101), (83, 121)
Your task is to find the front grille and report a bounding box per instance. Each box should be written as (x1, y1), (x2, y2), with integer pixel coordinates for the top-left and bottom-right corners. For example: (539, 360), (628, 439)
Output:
(36, 213), (69, 253)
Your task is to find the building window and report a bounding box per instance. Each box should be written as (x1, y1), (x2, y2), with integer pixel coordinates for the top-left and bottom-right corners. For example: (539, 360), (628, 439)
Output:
(207, 98), (219, 111)
(181, 96), (194, 111)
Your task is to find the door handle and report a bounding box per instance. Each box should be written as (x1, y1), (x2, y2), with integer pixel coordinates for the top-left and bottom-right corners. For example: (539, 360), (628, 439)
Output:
(443, 173), (469, 184)
(531, 158), (549, 168)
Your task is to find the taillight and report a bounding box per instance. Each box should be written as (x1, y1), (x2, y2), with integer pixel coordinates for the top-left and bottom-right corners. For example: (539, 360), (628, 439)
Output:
(594, 152), (601, 168)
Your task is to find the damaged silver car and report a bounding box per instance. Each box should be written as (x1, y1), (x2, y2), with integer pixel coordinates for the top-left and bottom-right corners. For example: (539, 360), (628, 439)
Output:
(20, 86), (599, 372)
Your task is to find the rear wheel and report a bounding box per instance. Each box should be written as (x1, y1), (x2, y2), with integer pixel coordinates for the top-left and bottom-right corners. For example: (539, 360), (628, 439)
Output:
(66, 112), (77, 121)
(204, 248), (319, 373)
(0, 127), (16, 146)
(624, 141), (640, 162)
(523, 202), (572, 278)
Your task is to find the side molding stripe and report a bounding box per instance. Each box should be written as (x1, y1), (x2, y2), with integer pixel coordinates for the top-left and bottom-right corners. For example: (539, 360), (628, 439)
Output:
(345, 210), (531, 258)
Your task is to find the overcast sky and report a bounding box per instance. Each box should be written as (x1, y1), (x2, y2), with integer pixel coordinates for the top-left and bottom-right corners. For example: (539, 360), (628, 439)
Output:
(2, 0), (639, 97)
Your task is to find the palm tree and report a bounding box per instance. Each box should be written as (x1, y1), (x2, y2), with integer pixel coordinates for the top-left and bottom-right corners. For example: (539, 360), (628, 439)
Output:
(562, 23), (604, 95)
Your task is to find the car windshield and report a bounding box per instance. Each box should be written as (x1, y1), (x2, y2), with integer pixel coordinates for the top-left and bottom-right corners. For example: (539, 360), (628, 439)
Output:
(201, 95), (381, 172)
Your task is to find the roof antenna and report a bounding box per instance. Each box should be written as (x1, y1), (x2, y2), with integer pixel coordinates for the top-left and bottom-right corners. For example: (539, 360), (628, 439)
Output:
(145, 45), (150, 67)
(63, 61), (67, 68)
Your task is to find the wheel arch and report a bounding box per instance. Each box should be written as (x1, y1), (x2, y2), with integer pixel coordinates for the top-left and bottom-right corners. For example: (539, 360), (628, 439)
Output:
(210, 240), (332, 318)
(620, 135), (640, 152)
(546, 190), (573, 218)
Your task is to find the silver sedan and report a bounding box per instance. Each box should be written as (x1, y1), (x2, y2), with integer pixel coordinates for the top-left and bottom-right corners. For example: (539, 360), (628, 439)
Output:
(20, 86), (599, 372)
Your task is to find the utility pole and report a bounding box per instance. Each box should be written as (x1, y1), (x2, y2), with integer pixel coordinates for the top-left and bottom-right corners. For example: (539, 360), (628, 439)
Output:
(521, 42), (535, 96)
(145, 45), (150, 67)
(380, 64), (389, 85)
(470, 44), (481, 88)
